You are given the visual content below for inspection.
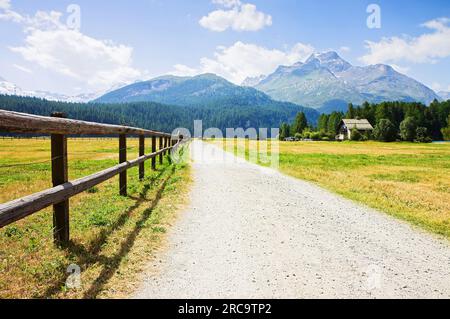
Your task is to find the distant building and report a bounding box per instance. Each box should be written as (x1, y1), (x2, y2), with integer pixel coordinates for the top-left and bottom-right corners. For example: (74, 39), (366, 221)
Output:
(337, 119), (374, 141)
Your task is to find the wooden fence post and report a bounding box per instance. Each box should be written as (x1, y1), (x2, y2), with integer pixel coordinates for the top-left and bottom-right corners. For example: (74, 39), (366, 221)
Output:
(119, 134), (127, 196)
(159, 137), (163, 165)
(151, 136), (156, 170)
(139, 135), (145, 180)
(51, 112), (69, 246)
(164, 136), (168, 156)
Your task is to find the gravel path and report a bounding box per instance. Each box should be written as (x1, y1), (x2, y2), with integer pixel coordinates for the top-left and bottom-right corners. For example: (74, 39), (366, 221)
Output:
(134, 141), (450, 299)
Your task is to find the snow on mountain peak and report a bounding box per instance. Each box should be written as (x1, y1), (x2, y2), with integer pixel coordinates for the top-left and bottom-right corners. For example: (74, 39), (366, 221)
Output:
(255, 51), (440, 110)
(0, 77), (106, 103)
(242, 75), (267, 87)
(305, 51), (352, 73)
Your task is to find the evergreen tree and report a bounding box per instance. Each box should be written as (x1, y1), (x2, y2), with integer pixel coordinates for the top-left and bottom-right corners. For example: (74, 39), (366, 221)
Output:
(346, 103), (356, 119)
(317, 114), (329, 132)
(375, 103), (390, 124)
(279, 123), (291, 140)
(327, 112), (343, 135)
(291, 112), (308, 135)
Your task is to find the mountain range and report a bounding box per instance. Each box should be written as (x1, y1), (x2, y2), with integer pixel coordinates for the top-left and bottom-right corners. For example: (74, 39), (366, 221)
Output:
(1, 51), (447, 118)
(95, 51), (442, 114)
(249, 51), (440, 112)
(94, 73), (320, 123)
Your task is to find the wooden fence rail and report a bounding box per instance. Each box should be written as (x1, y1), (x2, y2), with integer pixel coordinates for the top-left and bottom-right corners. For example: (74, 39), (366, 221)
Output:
(0, 109), (181, 246)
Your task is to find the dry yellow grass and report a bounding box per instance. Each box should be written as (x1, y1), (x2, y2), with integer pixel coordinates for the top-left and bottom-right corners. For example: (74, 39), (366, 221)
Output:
(211, 139), (450, 239)
(0, 138), (191, 299)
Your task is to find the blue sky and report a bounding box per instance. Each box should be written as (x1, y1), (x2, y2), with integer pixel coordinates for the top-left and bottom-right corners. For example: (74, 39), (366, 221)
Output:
(0, 0), (449, 95)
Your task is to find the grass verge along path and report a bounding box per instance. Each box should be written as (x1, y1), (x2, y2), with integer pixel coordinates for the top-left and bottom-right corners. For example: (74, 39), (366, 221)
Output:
(0, 138), (191, 299)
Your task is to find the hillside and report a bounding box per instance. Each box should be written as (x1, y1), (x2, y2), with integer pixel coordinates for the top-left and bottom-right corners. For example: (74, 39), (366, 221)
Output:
(94, 74), (318, 121)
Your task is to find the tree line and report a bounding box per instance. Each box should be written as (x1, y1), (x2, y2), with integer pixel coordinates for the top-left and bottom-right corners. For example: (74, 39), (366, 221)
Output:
(2, 95), (449, 141)
(0, 95), (316, 137)
(280, 99), (450, 142)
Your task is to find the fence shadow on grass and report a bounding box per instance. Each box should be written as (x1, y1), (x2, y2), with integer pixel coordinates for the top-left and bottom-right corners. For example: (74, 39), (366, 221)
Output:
(41, 164), (176, 299)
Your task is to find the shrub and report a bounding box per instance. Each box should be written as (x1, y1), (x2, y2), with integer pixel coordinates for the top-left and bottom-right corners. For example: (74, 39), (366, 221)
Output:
(363, 131), (372, 140)
(415, 127), (432, 143)
(373, 119), (397, 142)
(302, 131), (311, 139)
(443, 127), (450, 141)
(350, 128), (363, 141)
(310, 132), (321, 140)
(400, 117), (418, 141)
(442, 115), (450, 141)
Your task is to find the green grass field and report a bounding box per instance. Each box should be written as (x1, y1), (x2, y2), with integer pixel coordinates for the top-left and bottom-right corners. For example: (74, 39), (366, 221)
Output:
(0, 138), (190, 299)
(211, 139), (450, 239)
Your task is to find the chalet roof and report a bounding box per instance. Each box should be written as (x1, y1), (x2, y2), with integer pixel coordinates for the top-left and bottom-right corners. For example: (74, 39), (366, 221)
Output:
(341, 119), (374, 131)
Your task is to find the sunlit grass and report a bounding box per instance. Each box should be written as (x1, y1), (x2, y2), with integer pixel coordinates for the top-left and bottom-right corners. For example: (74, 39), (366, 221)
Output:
(0, 138), (191, 299)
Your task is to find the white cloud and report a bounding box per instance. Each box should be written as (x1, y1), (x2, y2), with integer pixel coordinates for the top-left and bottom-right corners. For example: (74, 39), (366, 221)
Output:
(431, 82), (442, 91)
(431, 82), (450, 92)
(172, 64), (199, 77)
(390, 64), (410, 74)
(2, 4), (144, 92)
(170, 41), (315, 84)
(360, 17), (450, 65)
(339, 46), (351, 53)
(199, 1), (272, 32)
(212, 0), (242, 8)
(0, 0), (10, 10)
(0, 0), (25, 23)
(13, 64), (32, 74)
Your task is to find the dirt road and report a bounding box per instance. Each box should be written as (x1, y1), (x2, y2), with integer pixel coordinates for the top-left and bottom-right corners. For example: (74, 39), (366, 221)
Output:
(134, 141), (450, 299)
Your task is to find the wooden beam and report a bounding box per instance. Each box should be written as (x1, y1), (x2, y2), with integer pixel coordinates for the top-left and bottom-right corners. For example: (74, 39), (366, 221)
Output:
(51, 112), (70, 245)
(159, 137), (163, 165)
(164, 137), (168, 156)
(0, 148), (171, 228)
(0, 109), (171, 137)
(151, 136), (156, 170)
(119, 134), (127, 196)
(139, 135), (145, 180)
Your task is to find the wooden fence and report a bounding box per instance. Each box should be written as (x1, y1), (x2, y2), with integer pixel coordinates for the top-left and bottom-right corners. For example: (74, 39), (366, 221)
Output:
(0, 109), (182, 246)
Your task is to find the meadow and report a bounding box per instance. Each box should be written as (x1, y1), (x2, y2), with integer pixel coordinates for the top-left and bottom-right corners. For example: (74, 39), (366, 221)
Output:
(211, 139), (450, 239)
(0, 138), (190, 298)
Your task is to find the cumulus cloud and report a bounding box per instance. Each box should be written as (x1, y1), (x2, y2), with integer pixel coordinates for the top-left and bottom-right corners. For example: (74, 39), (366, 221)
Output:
(172, 64), (199, 77)
(360, 17), (450, 65)
(2, 3), (144, 92)
(170, 41), (315, 84)
(199, 0), (272, 32)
